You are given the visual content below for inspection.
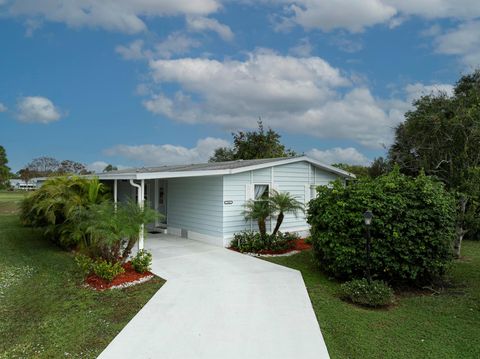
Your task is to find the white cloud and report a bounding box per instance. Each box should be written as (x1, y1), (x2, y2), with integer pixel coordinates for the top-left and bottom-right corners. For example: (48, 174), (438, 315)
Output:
(2, 0), (221, 34)
(87, 161), (127, 173)
(0, 102), (7, 112)
(289, 37), (312, 57)
(307, 147), (370, 165)
(186, 16), (234, 41)
(105, 137), (230, 166)
(116, 34), (201, 61)
(115, 39), (146, 61)
(143, 51), (403, 148)
(405, 82), (454, 101)
(16, 96), (62, 124)
(434, 21), (480, 68)
(274, 0), (480, 33)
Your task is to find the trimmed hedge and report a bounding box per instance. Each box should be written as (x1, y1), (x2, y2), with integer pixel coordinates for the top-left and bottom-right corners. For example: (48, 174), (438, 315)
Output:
(307, 168), (456, 284)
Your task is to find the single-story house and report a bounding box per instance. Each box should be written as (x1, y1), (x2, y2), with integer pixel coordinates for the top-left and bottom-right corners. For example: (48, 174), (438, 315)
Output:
(95, 156), (354, 248)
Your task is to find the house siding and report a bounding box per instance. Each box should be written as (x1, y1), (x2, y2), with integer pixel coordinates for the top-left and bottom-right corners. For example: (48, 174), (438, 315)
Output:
(167, 175), (224, 246)
(222, 161), (342, 244)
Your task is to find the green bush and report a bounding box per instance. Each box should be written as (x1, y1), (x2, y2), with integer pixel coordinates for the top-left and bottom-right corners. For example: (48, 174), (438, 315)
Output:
(131, 250), (152, 273)
(74, 254), (94, 278)
(230, 231), (297, 253)
(92, 260), (124, 282)
(340, 279), (394, 307)
(307, 168), (456, 284)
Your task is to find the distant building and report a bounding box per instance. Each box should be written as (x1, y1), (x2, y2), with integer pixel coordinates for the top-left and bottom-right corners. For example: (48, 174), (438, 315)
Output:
(9, 178), (44, 190)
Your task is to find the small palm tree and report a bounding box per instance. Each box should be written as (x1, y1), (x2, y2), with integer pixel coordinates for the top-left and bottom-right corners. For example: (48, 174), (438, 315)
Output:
(243, 199), (271, 238)
(269, 189), (304, 236)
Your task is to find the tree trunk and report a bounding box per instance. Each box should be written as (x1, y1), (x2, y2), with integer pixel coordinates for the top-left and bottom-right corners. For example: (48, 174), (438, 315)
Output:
(454, 196), (468, 258)
(258, 218), (267, 238)
(121, 236), (137, 262)
(272, 212), (284, 237)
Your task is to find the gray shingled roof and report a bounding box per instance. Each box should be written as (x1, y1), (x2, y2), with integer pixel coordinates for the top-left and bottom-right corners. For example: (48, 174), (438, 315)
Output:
(101, 157), (294, 175)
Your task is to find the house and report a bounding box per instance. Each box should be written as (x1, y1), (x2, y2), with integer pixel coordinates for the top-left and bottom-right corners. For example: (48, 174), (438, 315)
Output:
(9, 178), (42, 190)
(95, 156), (354, 248)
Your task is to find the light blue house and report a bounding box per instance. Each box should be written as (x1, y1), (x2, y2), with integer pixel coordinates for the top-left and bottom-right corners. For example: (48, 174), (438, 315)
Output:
(95, 156), (354, 248)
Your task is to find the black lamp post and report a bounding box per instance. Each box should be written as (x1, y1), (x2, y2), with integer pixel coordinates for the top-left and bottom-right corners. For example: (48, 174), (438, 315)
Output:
(363, 210), (373, 284)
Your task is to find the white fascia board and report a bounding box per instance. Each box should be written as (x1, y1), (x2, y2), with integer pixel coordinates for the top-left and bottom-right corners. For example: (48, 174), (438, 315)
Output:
(137, 169), (228, 180)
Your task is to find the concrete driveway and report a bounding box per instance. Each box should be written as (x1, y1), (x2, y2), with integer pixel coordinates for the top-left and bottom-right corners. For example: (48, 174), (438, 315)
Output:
(98, 235), (330, 359)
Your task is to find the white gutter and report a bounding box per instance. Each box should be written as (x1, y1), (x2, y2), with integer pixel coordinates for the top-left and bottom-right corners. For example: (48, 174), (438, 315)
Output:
(129, 179), (144, 250)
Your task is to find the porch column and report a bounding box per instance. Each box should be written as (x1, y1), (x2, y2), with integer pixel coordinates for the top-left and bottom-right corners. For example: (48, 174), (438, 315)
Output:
(154, 179), (159, 227)
(138, 179), (145, 250)
(113, 179), (118, 211)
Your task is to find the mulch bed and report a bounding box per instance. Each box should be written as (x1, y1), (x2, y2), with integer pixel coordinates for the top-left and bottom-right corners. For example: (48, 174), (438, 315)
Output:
(85, 262), (153, 291)
(257, 238), (312, 255)
(230, 238), (312, 256)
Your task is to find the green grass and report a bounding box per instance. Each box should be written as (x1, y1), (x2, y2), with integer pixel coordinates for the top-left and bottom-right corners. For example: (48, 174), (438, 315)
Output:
(267, 243), (480, 359)
(0, 193), (164, 358)
(0, 191), (26, 215)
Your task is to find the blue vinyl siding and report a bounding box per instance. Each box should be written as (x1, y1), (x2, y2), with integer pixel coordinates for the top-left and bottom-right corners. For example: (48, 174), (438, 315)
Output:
(167, 176), (223, 238)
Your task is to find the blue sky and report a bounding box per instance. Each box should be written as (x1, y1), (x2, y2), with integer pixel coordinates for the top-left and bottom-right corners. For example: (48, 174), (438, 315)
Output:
(0, 1), (479, 172)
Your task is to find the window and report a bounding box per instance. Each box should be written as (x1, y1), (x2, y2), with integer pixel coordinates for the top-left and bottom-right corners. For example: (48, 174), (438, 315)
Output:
(254, 184), (269, 201)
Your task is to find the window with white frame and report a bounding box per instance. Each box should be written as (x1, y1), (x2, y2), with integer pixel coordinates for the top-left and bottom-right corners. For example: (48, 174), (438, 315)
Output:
(254, 184), (269, 201)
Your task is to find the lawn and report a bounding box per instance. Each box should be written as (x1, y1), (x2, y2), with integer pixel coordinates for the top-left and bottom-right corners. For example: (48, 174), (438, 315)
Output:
(0, 192), (164, 358)
(0, 191), (26, 215)
(267, 243), (480, 359)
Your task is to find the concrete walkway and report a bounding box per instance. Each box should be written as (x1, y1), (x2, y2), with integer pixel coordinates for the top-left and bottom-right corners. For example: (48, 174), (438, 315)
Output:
(98, 235), (330, 359)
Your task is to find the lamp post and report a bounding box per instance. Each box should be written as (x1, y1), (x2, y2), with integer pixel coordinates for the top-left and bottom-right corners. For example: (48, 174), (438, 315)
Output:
(363, 210), (373, 284)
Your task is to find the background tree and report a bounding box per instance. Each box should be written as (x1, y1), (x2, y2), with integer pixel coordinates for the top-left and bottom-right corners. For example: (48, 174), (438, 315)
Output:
(25, 156), (60, 176)
(0, 145), (12, 189)
(58, 160), (90, 175)
(389, 70), (480, 256)
(103, 164), (118, 172)
(332, 163), (370, 178)
(210, 120), (296, 162)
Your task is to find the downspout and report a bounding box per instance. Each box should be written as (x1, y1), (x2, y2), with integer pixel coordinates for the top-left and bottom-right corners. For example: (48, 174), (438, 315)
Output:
(130, 179), (144, 250)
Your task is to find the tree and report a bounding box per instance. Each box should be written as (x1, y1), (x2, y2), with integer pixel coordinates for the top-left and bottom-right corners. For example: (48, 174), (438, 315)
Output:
(17, 168), (34, 187)
(0, 145), (12, 189)
(58, 160), (90, 175)
(333, 163), (370, 178)
(269, 190), (304, 236)
(368, 157), (389, 178)
(243, 200), (271, 238)
(209, 120), (296, 162)
(388, 70), (480, 257)
(307, 169), (456, 284)
(26, 156), (60, 176)
(103, 164), (118, 172)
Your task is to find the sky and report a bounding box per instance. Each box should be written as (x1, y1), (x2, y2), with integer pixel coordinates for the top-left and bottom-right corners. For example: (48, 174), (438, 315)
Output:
(0, 0), (479, 173)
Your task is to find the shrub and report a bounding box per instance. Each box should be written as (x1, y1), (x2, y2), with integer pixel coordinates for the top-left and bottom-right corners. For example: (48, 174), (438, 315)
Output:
(230, 231), (296, 253)
(131, 250), (152, 273)
(340, 279), (394, 307)
(92, 260), (124, 282)
(307, 168), (456, 285)
(74, 254), (94, 278)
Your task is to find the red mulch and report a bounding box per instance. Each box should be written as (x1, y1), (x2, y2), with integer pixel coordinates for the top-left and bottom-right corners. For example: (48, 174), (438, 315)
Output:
(85, 262), (153, 290)
(230, 238), (312, 255)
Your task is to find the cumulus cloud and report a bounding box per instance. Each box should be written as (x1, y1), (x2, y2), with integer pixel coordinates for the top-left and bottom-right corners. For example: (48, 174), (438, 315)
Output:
(434, 21), (480, 68)
(274, 0), (480, 33)
(105, 137), (230, 166)
(405, 82), (454, 101)
(186, 16), (234, 41)
(2, 0), (221, 34)
(307, 147), (370, 165)
(0, 102), (7, 112)
(116, 34), (201, 61)
(142, 51), (405, 148)
(16, 96), (63, 124)
(288, 37), (313, 57)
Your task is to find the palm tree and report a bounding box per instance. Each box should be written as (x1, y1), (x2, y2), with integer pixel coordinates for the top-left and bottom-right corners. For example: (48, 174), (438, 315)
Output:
(269, 190), (304, 236)
(243, 199), (271, 238)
